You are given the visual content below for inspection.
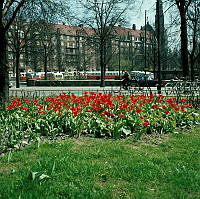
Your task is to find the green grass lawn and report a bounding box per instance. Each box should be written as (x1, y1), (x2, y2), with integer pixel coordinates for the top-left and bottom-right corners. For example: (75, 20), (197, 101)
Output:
(0, 127), (200, 199)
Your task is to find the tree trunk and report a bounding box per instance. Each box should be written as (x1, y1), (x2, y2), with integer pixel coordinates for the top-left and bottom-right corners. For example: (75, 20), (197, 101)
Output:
(16, 51), (20, 88)
(100, 38), (105, 87)
(179, 2), (189, 79)
(189, 4), (198, 82)
(44, 47), (47, 80)
(190, 55), (195, 81)
(0, 30), (9, 105)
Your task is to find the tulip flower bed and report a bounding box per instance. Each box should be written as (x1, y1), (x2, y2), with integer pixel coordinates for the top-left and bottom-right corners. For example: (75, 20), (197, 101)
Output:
(0, 92), (200, 152)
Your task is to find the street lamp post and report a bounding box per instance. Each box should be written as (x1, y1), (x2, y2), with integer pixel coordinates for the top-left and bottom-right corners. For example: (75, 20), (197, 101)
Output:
(43, 39), (48, 80)
(118, 36), (121, 80)
(156, 0), (161, 94)
(144, 10), (147, 71)
(144, 10), (147, 85)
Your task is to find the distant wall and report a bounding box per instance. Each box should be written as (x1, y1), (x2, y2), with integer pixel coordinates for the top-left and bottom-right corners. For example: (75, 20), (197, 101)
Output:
(27, 80), (121, 87)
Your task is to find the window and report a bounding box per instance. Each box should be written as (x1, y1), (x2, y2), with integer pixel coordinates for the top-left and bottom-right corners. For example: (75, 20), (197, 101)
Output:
(8, 39), (12, 44)
(68, 42), (73, 48)
(8, 54), (13, 59)
(52, 36), (56, 43)
(8, 31), (12, 37)
(61, 41), (64, 46)
(9, 62), (13, 67)
(7, 46), (12, 51)
(20, 32), (24, 38)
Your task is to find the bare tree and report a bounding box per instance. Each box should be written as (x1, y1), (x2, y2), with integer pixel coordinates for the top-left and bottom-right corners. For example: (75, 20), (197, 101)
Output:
(0, 0), (68, 104)
(166, 0), (193, 78)
(7, 9), (38, 88)
(7, 20), (25, 88)
(74, 0), (138, 87)
(176, 0), (193, 79)
(29, 21), (55, 79)
(0, 0), (27, 104)
(165, 0), (200, 80)
(187, 0), (200, 81)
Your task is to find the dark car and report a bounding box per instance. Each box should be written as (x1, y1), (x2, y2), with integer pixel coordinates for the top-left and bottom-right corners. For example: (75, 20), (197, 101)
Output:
(137, 79), (159, 87)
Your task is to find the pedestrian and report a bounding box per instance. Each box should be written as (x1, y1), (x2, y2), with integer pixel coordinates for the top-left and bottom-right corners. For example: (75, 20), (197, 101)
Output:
(122, 71), (131, 89)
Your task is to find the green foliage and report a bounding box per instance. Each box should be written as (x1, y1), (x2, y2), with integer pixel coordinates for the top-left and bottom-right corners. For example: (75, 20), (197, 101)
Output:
(0, 93), (200, 153)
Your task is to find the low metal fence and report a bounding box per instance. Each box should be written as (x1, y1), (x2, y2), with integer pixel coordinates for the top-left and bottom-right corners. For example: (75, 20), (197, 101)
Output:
(9, 87), (200, 98)
(9, 88), (149, 98)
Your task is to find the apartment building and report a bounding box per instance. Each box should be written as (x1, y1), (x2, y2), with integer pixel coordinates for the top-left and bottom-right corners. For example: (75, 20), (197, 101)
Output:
(7, 22), (154, 73)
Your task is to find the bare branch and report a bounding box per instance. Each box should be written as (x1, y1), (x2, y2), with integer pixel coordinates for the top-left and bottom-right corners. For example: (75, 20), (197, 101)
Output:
(4, 0), (27, 31)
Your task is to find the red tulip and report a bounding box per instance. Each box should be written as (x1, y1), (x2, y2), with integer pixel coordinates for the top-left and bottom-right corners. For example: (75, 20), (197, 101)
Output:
(143, 121), (150, 126)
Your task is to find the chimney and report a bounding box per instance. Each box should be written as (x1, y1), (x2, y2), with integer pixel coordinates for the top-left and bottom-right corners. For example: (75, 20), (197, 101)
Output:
(132, 24), (136, 30)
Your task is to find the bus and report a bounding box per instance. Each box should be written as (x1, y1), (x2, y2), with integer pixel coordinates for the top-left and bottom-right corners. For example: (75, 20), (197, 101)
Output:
(28, 72), (57, 80)
(86, 71), (123, 80)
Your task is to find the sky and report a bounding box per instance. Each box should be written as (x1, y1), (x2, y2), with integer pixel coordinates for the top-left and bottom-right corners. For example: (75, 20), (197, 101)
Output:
(128, 0), (171, 30)
(130, 0), (156, 29)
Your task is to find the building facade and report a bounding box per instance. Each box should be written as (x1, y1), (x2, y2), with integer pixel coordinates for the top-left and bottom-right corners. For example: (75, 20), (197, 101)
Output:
(7, 22), (154, 74)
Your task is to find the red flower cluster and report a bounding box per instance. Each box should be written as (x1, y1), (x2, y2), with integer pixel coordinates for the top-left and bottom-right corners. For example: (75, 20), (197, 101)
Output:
(7, 93), (194, 128)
